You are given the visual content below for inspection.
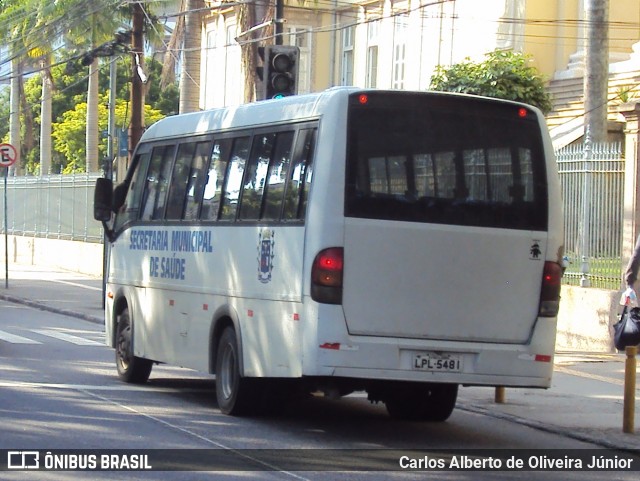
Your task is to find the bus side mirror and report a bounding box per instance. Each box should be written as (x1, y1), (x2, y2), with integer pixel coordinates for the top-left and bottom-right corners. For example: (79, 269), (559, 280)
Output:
(94, 178), (113, 222)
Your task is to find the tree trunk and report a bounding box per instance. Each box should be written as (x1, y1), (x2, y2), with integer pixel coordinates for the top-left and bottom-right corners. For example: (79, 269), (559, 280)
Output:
(40, 62), (53, 176)
(238, 4), (257, 103)
(18, 75), (34, 162)
(86, 57), (100, 172)
(180, 0), (204, 114)
(161, 11), (184, 89)
(9, 57), (21, 176)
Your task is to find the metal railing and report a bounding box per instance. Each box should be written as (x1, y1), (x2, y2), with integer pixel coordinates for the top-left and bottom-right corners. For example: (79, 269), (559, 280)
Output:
(557, 142), (624, 289)
(0, 173), (103, 242)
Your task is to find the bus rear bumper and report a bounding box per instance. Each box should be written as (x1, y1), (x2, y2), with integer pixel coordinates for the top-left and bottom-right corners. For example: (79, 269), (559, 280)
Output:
(309, 318), (557, 389)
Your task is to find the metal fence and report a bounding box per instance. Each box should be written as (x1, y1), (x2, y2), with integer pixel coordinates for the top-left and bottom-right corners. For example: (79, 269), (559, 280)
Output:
(556, 142), (624, 289)
(0, 173), (103, 242)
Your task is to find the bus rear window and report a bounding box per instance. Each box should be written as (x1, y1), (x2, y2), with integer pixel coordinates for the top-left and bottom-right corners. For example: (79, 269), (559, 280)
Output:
(345, 93), (548, 230)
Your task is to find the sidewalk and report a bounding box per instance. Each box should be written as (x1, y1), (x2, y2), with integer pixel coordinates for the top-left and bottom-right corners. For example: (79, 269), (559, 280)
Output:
(1, 262), (638, 452)
(0, 263), (103, 323)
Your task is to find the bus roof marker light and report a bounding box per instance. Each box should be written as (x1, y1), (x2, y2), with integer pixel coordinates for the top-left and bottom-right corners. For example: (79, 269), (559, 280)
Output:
(518, 107), (528, 118)
(359, 94), (368, 105)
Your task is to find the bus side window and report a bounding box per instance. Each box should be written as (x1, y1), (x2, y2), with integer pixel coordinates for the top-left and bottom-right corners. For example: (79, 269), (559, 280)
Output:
(201, 139), (233, 221)
(183, 142), (213, 220)
(140, 145), (176, 221)
(166, 143), (196, 220)
(283, 128), (316, 220)
(113, 152), (150, 231)
(262, 131), (295, 220)
(239, 133), (276, 220)
(219, 137), (250, 221)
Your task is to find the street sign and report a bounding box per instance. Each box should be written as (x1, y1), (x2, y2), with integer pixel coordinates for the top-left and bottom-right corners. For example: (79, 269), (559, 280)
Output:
(1, 143), (16, 288)
(0, 143), (18, 168)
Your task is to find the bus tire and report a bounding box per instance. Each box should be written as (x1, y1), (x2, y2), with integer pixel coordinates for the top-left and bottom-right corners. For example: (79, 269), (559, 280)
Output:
(215, 327), (254, 415)
(385, 383), (458, 422)
(115, 308), (153, 384)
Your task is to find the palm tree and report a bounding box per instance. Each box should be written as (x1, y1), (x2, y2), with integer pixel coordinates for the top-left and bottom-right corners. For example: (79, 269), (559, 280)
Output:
(0, 0), (99, 175)
(236, 1), (275, 103)
(0, 0), (38, 175)
(28, 0), (75, 175)
(55, 0), (127, 172)
(180, 0), (205, 113)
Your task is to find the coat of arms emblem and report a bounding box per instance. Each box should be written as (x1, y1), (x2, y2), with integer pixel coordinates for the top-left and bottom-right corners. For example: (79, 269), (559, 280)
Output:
(258, 229), (275, 283)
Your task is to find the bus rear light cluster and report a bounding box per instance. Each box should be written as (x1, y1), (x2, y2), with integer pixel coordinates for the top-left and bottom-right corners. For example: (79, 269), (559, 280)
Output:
(311, 248), (344, 305)
(538, 261), (562, 317)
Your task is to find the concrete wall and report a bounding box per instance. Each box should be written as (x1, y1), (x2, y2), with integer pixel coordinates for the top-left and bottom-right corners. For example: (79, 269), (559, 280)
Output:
(4, 235), (620, 352)
(7, 235), (104, 278)
(556, 285), (619, 352)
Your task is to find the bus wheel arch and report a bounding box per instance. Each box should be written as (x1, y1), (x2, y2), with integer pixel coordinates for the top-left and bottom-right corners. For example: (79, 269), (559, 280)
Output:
(209, 306), (243, 376)
(213, 325), (256, 415)
(114, 300), (153, 384)
(112, 295), (130, 346)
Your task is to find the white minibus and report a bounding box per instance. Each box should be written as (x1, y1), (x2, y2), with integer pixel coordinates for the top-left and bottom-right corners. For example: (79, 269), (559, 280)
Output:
(94, 87), (564, 421)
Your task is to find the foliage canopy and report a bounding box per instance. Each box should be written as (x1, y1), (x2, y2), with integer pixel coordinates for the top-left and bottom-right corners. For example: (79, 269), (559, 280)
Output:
(429, 50), (553, 114)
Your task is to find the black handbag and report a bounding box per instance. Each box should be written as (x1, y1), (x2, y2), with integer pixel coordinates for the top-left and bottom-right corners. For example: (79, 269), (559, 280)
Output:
(614, 306), (640, 351)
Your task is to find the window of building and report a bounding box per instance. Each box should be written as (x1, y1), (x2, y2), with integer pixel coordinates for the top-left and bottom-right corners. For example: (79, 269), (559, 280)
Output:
(392, 14), (408, 89)
(366, 20), (380, 88)
(224, 22), (241, 106)
(341, 25), (354, 86)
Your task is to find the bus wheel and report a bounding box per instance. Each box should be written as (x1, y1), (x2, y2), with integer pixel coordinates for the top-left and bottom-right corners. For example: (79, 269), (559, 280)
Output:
(385, 383), (458, 422)
(215, 327), (254, 415)
(115, 308), (153, 384)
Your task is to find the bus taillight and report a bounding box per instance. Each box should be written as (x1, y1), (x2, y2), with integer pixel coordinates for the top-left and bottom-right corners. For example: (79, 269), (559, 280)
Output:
(311, 248), (344, 305)
(538, 261), (562, 317)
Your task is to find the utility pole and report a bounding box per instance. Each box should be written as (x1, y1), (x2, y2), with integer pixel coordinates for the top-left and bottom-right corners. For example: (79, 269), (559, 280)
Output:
(584, 0), (609, 143)
(275, 0), (284, 46)
(180, 0), (204, 114)
(129, 2), (145, 158)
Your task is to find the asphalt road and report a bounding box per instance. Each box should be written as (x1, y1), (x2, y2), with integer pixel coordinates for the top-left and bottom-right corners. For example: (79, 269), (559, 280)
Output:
(1, 299), (638, 481)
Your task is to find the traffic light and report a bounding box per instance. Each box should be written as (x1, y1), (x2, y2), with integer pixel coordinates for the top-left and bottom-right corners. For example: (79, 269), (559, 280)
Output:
(263, 45), (300, 99)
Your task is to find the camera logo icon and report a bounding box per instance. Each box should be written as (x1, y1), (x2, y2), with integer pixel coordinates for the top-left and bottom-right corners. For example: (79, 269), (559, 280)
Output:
(7, 451), (40, 470)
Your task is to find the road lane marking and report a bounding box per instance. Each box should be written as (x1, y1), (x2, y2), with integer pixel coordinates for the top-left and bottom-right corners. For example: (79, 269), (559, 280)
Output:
(555, 365), (638, 388)
(0, 380), (209, 393)
(0, 330), (42, 344)
(48, 278), (102, 291)
(30, 329), (103, 346)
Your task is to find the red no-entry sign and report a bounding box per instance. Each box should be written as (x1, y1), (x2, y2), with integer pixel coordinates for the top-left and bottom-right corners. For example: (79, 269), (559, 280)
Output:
(0, 143), (18, 168)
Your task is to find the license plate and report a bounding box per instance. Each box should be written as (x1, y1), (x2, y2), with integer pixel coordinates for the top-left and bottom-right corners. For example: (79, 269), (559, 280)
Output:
(413, 353), (463, 372)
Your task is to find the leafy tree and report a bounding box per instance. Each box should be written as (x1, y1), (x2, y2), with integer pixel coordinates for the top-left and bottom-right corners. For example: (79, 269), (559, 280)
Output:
(16, 54), (175, 174)
(0, 88), (9, 142)
(430, 50), (553, 114)
(52, 93), (165, 174)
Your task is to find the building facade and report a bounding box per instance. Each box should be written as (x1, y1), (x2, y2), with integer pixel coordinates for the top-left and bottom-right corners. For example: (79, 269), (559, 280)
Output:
(199, 0), (640, 109)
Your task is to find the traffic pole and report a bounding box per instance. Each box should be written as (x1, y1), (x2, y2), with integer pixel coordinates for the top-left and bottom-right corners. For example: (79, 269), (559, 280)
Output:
(494, 386), (506, 404)
(1, 142), (18, 289)
(623, 345), (637, 433)
(3, 166), (8, 289)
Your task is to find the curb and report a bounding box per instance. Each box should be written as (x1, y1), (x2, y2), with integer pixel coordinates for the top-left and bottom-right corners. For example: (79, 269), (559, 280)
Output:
(457, 402), (636, 453)
(0, 293), (103, 325)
